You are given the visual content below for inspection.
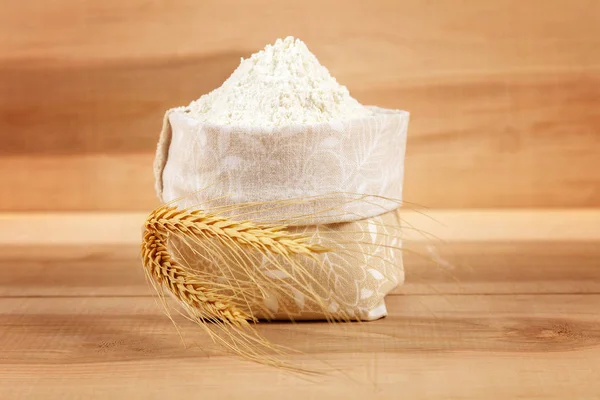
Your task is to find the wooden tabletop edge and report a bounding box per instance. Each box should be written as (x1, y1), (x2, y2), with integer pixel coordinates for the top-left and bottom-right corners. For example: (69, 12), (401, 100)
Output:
(1, 209), (599, 245)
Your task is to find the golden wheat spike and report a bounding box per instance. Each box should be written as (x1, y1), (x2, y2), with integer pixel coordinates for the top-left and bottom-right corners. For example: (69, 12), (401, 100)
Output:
(146, 205), (329, 257)
(141, 228), (253, 327)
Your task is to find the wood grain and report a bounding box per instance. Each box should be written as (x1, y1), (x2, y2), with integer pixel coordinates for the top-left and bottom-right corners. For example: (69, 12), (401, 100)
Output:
(3, 0), (599, 67)
(1, 230), (599, 398)
(0, 155), (157, 212)
(1, 0), (599, 210)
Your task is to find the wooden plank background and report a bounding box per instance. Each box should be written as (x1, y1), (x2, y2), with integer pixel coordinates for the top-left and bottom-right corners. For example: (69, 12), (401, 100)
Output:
(1, 0), (599, 211)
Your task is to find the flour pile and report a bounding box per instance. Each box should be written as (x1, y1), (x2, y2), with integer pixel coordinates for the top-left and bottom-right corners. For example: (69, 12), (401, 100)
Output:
(184, 36), (372, 127)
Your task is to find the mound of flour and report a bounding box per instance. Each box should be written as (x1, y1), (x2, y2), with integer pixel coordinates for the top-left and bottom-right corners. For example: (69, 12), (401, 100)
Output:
(184, 36), (372, 127)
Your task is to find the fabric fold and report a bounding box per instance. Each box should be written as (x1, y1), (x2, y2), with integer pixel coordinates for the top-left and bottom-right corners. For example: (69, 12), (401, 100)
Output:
(155, 107), (409, 225)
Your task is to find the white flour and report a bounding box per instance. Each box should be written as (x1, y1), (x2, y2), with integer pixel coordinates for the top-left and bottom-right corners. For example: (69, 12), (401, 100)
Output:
(184, 36), (372, 127)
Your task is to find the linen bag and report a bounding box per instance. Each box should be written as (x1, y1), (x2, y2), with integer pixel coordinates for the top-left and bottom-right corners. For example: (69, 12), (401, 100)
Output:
(149, 106), (409, 322)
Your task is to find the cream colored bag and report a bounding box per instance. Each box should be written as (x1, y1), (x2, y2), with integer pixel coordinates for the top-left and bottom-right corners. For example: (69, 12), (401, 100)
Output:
(149, 106), (409, 321)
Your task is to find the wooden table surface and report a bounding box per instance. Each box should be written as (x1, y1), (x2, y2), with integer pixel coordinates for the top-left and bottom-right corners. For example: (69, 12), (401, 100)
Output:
(1, 211), (599, 399)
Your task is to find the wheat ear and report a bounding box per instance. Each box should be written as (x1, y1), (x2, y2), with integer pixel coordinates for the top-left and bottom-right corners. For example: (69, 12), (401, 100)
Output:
(141, 228), (253, 326)
(141, 204), (335, 365)
(145, 205), (329, 256)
